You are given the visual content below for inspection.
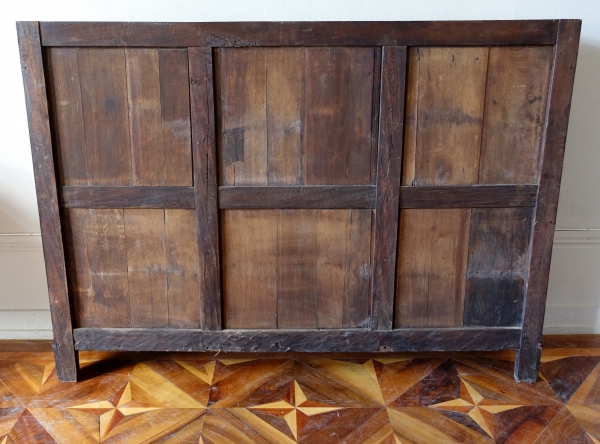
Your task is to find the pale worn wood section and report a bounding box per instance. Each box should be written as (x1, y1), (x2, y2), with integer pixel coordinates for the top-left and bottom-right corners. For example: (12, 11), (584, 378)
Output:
(45, 48), (88, 185)
(405, 47), (489, 185)
(464, 208), (533, 327)
(77, 48), (132, 185)
(395, 209), (470, 328)
(479, 46), (553, 184)
(304, 47), (375, 185)
(216, 47), (376, 186)
(222, 210), (373, 329)
(165, 210), (201, 328)
(124, 209), (168, 328)
(63, 209), (130, 328)
(221, 210), (279, 329)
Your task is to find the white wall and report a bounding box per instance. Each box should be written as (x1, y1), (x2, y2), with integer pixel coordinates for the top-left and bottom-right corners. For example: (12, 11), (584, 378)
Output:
(1, 0), (599, 338)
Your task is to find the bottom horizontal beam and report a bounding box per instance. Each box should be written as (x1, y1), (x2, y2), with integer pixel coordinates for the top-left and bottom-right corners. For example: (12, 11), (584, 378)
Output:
(73, 327), (521, 353)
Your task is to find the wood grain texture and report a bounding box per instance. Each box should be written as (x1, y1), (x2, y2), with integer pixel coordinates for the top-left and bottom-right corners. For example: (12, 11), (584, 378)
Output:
(17, 21), (78, 381)
(516, 20), (582, 383)
(73, 327), (522, 352)
(218, 185), (376, 209)
(63, 209), (131, 328)
(61, 186), (195, 208)
(371, 46), (406, 331)
(399, 185), (537, 208)
(217, 47), (375, 186)
(395, 209), (470, 328)
(402, 47), (418, 186)
(406, 47), (489, 186)
(464, 208), (533, 327)
(39, 21), (558, 47)
(77, 48), (132, 185)
(222, 210), (373, 329)
(479, 46), (553, 184)
(189, 47), (222, 330)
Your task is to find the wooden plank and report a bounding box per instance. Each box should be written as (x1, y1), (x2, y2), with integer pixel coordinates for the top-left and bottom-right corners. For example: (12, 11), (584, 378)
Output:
(218, 185), (376, 209)
(63, 209), (130, 328)
(189, 47), (222, 330)
(73, 327), (522, 353)
(395, 209), (470, 328)
(277, 210), (319, 328)
(77, 48), (132, 185)
(464, 208), (533, 327)
(165, 210), (201, 328)
(61, 186), (195, 208)
(399, 185), (538, 208)
(402, 47), (419, 186)
(304, 47), (374, 185)
(266, 48), (305, 185)
(222, 210), (278, 329)
(479, 46), (554, 184)
(218, 48), (267, 186)
(40, 21), (558, 47)
(371, 46), (406, 330)
(158, 49), (193, 186)
(516, 20), (582, 382)
(17, 21), (78, 381)
(409, 47), (489, 185)
(124, 209), (168, 328)
(45, 48), (88, 185)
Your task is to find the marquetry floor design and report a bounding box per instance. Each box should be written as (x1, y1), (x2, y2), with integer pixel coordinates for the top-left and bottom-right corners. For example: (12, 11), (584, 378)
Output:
(0, 343), (598, 443)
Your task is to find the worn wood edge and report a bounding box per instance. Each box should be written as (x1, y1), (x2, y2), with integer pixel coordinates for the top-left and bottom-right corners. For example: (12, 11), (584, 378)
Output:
(515, 19), (582, 383)
(400, 185), (538, 208)
(60, 186), (195, 208)
(16, 21), (78, 382)
(73, 327), (521, 352)
(218, 186), (376, 209)
(39, 21), (558, 47)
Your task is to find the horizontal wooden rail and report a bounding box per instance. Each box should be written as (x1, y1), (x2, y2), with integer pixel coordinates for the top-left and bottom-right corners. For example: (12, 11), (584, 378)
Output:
(60, 186), (195, 208)
(39, 21), (558, 47)
(73, 327), (521, 353)
(400, 185), (538, 208)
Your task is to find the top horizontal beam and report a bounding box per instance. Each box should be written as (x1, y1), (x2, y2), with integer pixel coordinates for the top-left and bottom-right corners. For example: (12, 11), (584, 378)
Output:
(38, 20), (558, 47)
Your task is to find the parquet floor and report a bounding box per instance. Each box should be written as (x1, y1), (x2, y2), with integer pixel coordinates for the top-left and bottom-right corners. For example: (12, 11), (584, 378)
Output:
(0, 337), (598, 443)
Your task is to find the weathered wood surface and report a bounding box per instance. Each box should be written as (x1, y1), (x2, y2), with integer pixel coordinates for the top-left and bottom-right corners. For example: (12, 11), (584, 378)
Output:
(371, 46), (406, 331)
(217, 47), (375, 186)
(219, 186), (375, 209)
(17, 21), (78, 381)
(61, 186), (195, 208)
(222, 210), (372, 329)
(516, 19), (582, 383)
(73, 327), (522, 352)
(189, 47), (222, 330)
(399, 185), (537, 208)
(39, 21), (558, 47)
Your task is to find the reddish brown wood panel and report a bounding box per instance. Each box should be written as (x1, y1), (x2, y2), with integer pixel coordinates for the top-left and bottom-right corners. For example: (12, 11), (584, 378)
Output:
(395, 209), (470, 328)
(216, 47), (376, 186)
(45, 48), (192, 186)
(464, 208), (533, 327)
(63, 209), (200, 329)
(221, 209), (372, 329)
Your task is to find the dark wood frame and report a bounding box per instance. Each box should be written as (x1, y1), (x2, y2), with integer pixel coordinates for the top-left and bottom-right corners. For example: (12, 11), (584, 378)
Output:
(17, 20), (580, 382)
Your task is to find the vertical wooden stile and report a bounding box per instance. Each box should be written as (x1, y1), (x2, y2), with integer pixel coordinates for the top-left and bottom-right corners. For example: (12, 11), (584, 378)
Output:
(515, 19), (581, 382)
(189, 47), (222, 330)
(371, 46), (406, 330)
(16, 22), (78, 381)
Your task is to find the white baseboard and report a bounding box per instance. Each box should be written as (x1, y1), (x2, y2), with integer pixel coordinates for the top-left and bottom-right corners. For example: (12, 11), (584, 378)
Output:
(0, 231), (599, 338)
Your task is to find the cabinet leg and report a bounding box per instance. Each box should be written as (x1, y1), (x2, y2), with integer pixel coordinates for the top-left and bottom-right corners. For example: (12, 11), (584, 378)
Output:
(514, 343), (542, 383)
(53, 342), (79, 382)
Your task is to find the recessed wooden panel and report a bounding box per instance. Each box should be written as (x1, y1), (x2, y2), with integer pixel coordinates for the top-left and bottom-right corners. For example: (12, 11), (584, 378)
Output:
(222, 209), (373, 329)
(63, 209), (200, 328)
(395, 209), (470, 328)
(479, 46), (553, 184)
(46, 47), (192, 186)
(217, 47), (376, 186)
(464, 208), (533, 326)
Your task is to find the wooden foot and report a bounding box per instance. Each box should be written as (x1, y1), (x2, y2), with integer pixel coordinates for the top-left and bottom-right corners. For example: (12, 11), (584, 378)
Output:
(514, 343), (542, 383)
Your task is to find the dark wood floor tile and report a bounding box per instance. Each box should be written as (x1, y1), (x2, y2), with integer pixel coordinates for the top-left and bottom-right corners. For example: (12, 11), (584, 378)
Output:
(539, 356), (600, 403)
(7, 409), (56, 444)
